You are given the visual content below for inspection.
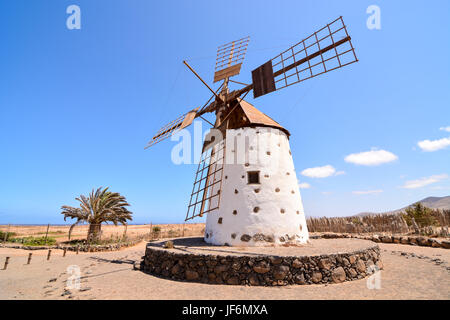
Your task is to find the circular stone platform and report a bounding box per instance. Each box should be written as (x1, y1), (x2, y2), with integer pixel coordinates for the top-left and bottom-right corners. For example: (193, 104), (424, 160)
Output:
(141, 237), (382, 286)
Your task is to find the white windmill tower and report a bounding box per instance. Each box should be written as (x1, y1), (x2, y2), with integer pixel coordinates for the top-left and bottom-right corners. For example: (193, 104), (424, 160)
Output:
(146, 17), (358, 246)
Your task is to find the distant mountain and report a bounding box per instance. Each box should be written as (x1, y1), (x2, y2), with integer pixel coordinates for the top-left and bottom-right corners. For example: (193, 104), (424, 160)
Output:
(418, 196), (450, 209)
(355, 196), (450, 217)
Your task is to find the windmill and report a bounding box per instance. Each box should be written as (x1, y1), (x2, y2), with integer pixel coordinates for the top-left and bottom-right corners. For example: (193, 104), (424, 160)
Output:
(146, 17), (358, 246)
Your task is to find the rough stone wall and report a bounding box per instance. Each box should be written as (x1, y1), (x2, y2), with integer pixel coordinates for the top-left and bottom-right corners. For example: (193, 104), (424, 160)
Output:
(311, 233), (450, 249)
(141, 245), (381, 286)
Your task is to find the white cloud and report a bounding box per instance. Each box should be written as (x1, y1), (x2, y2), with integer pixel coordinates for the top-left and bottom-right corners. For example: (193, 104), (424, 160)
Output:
(417, 137), (450, 152)
(301, 165), (337, 178)
(344, 148), (398, 166)
(321, 191), (332, 195)
(401, 174), (448, 189)
(352, 190), (383, 195)
(298, 182), (311, 189)
(335, 171), (346, 176)
(440, 126), (450, 132)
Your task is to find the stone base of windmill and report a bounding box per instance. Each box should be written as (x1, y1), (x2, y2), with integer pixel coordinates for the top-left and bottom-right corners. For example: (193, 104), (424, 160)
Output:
(140, 237), (382, 286)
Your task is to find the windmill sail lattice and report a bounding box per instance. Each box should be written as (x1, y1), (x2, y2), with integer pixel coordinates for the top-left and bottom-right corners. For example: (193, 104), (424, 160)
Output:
(145, 108), (199, 149)
(252, 17), (357, 98)
(185, 139), (226, 221)
(214, 36), (250, 83)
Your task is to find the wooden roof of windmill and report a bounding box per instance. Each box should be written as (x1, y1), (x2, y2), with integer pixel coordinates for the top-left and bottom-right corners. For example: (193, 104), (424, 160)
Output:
(225, 98), (290, 135)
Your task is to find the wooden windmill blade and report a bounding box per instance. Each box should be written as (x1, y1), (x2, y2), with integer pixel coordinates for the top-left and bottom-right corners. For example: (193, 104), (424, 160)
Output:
(145, 76), (225, 150)
(251, 16), (358, 98)
(185, 137), (226, 221)
(145, 108), (199, 149)
(214, 36), (250, 83)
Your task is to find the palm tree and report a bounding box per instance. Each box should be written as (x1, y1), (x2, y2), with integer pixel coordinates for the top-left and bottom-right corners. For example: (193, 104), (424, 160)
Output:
(61, 187), (132, 242)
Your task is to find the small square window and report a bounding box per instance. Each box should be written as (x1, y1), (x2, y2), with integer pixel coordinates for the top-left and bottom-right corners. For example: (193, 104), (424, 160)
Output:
(247, 171), (260, 184)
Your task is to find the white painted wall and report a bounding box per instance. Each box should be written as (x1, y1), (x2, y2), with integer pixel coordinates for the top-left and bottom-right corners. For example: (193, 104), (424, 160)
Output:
(204, 126), (309, 246)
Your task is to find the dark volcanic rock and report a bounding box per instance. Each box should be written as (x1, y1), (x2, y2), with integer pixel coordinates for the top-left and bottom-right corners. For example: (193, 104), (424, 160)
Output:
(273, 265), (289, 280)
(141, 237), (382, 287)
(331, 267), (346, 283)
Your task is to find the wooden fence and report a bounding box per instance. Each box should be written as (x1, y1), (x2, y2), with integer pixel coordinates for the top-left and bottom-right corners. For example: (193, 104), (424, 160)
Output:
(306, 210), (450, 236)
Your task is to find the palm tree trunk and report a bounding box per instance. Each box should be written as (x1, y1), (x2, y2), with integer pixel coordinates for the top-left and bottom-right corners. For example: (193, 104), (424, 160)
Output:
(88, 224), (102, 243)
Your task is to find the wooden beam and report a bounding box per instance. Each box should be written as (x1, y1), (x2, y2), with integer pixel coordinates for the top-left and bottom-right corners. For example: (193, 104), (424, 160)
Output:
(273, 36), (351, 78)
(183, 61), (223, 103)
(236, 36), (352, 98)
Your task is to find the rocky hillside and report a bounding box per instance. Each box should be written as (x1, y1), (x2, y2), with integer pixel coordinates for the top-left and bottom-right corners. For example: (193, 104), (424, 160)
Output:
(418, 196), (450, 209)
(356, 196), (450, 217)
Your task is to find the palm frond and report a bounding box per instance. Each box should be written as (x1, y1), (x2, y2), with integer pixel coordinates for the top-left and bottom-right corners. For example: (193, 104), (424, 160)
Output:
(61, 187), (133, 231)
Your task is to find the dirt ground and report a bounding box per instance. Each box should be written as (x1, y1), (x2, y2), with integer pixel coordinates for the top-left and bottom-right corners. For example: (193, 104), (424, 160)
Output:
(0, 240), (449, 300)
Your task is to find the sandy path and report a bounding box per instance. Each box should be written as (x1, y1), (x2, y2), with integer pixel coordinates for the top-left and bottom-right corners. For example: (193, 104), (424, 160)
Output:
(0, 242), (449, 300)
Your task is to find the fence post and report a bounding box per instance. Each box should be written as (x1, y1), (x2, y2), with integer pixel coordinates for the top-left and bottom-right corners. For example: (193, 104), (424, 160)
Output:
(27, 253), (32, 265)
(123, 224), (128, 241)
(63, 247), (67, 257)
(182, 223), (185, 237)
(3, 224), (11, 242)
(44, 224), (50, 244)
(150, 222), (153, 240)
(3, 257), (10, 270)
(47, 249), (52, 261)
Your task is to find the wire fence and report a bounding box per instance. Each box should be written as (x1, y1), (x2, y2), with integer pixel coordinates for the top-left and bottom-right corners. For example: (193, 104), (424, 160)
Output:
(0, 223), (205, 246)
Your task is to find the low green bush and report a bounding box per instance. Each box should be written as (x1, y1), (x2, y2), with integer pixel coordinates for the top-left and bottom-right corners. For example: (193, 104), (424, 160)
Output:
(0, 230), (16, 241)
(13, 236), (57, 246)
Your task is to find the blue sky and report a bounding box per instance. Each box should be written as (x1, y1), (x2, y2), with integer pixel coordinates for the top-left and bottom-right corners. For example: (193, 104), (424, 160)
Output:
(0, 0), (449, 224)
